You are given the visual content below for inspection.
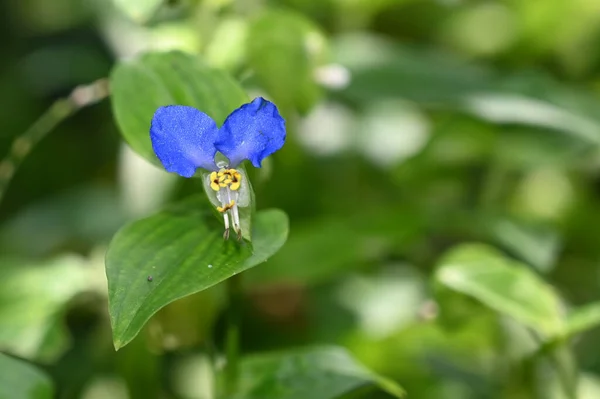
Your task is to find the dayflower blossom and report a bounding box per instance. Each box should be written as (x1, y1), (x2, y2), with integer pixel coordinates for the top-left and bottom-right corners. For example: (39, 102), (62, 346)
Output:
(150, 97), (286, 240)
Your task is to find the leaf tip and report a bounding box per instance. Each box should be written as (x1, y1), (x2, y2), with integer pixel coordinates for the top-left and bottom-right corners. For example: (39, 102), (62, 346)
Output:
(113, 338), (124, 351)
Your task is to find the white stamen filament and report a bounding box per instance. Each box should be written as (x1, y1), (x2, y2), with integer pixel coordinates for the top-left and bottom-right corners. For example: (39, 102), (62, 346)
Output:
(223, 211), (230, 231)
(217, 186), (241, 240)
(225, 187), (241, 233)
(232, 201), (240, 232)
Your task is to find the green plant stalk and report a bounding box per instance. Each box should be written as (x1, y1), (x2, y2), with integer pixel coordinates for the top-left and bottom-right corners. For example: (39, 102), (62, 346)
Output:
(549, 343), (578, 399)
(526, 334), (578, 399)
(224, 273), (243, 396)
(0, 78), (109, 205)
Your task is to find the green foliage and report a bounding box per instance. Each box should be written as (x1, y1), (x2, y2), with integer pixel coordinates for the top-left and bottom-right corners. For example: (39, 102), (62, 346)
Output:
(110, 51), (248, 167)
(0, 256), (89, 362)
(334, 33), (600, 146)
(247, 9), (327, 114)
(112, 0), (164, 23)
(566, 302), (600, 338)
(0, 353), (54, 399)
(6, 0), (600, 398)
(233, 346), (405, 399)
(106, 196), (288, 349)
(435, 243), (564, 337)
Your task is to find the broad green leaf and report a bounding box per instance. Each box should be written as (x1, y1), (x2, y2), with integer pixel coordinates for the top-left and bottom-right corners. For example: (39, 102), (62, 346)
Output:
(0, 255), (89, 363)
(247, 10), (327, 114)
(112, 0), (163, 23)
(233, 346), (405, 399)
(565, 302), (600, 337)
(435, 243), (564, 337)
(0, 353), (54, 399)
(105, 196), (288, 349)
(110, 51), (248, 167)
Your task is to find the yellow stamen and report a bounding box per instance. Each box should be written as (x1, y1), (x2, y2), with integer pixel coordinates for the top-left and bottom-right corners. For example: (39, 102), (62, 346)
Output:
(217, 200), (236, 213)
(229, 171), (242, 191)
(213, 168), (243, 191)
(209, 171), (220, 191)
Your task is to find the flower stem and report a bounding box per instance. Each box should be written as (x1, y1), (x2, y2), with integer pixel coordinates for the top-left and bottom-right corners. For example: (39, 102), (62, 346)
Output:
(0, 78), (109, 205)
(224, 273), (242, 396)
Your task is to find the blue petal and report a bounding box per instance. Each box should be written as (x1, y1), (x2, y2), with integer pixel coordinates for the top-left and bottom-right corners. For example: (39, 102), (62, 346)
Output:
(215, 97), (286, 168)
(150, 105), (219, 177)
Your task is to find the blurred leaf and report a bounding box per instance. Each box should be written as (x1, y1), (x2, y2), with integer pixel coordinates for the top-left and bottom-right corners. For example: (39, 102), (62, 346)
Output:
(0, 353), (54, 399)
(334, 33), (600, 145)
(105, 196), (288, 349)
(247, 10), (327, 113)
(0, 255), (89, 363)
(486, 217), (560, 273)
(0, 186), (126, 256)
(205, 17), (248, 71)
(435, 243), (564, 337)
(464, 93), (600, 146)
(112, 0), (163, 23)
(110, 51), (248, 167)
(565, 302), (600, 337)
(346, 314), (500, 398)
(337, 267), (427, 339)
(334, 33), (490, 104)
(247, 217), (361, 285)
(233, 345), (405, 398)
(246, 206), (422, 285)
(551, 372), (600, 399)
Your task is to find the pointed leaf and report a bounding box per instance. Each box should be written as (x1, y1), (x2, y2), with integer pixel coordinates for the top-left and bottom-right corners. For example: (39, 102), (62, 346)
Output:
(105, 196), (288, 349)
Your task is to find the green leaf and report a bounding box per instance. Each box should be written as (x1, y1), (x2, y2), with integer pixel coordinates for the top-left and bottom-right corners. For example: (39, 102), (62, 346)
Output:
(334, 33), (600, 146)
(205, 17), (248, 71)
(0, 255), (89, 363)
(486, 217), (560, 273)
(565, 302), (600, 337)
(112, 0), (163, 23)
(0, 353), (54, 399)
(110, 51), (248, 167)
(247, 10), (327, 114)
(435, 243), (564, 337)
(246, 206), (423, 285)
(105, 196), (288, 349)
(233, 346), (405, 399)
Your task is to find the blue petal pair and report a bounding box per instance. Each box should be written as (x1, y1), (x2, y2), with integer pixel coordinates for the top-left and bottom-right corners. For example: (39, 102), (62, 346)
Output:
(150, 97), (286, 178)
(149, 97), (286, 239)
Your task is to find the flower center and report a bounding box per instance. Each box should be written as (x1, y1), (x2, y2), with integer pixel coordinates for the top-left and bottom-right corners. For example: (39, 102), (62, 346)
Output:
(209, 168), (243, 240)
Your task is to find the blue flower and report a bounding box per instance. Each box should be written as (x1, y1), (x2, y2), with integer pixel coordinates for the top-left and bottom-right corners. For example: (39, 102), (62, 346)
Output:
(150, 97), (286, 239)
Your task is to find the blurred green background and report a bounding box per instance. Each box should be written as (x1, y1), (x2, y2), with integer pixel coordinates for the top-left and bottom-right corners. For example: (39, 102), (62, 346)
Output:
(3, 0), (600, 398)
